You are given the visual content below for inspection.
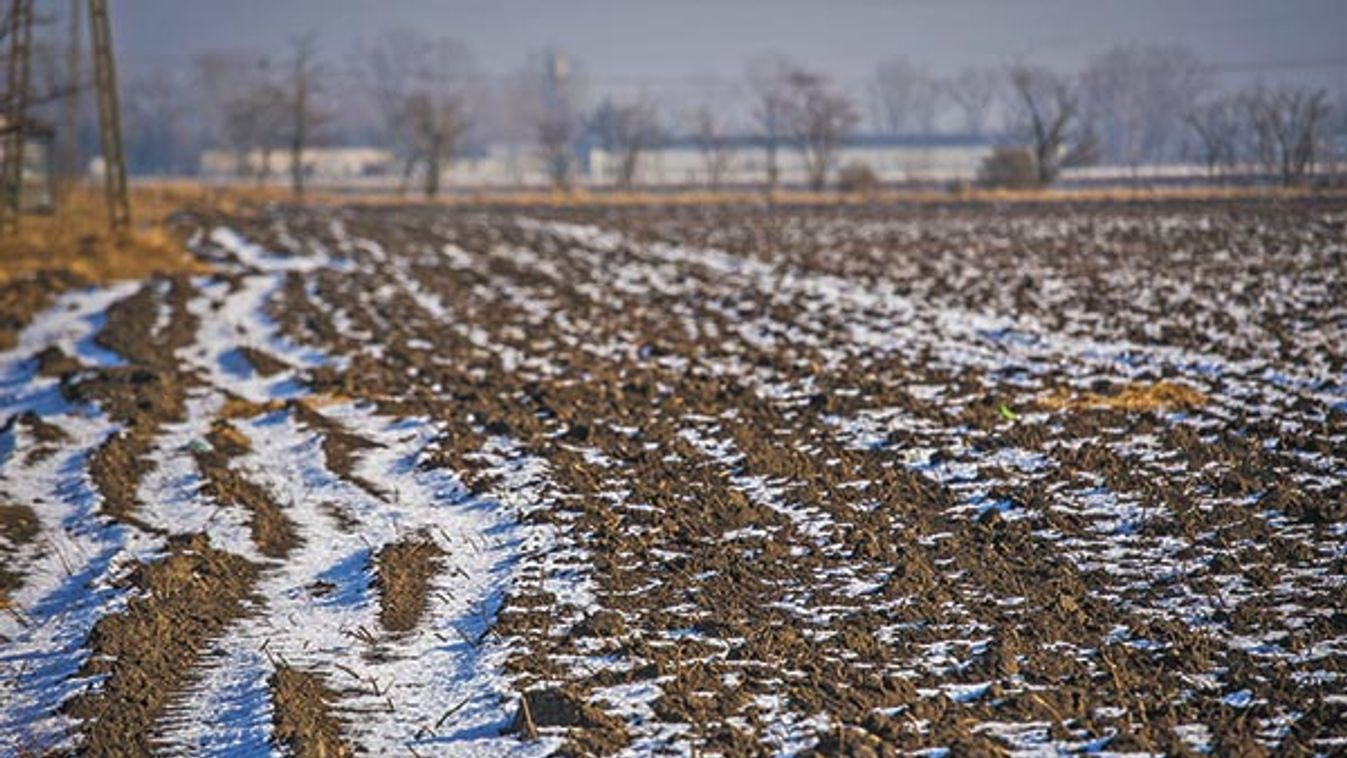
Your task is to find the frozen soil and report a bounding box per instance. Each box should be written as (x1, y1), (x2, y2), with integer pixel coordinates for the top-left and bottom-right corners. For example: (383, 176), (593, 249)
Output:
(0, 197), (1344, 756)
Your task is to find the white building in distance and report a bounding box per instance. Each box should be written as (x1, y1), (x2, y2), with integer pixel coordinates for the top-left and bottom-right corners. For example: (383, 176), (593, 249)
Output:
(196, 136), (997, 191)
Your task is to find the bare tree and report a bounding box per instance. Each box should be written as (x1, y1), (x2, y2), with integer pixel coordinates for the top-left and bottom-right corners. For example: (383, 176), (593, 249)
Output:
(1332, 89), (1347, 182)
(1080, 44), (1208, 169)
(746, 54), (793, 191)
(1006, 65), (1096, 185)
(783, 68), (860, 191)
(194, 52), (286, 180)
(1245, 85), (1332, 186)
(284, 34), (325, 198)
(121, 67), (198, 175)
(588, 97), (661, 189)
(943, 66), (1001, 135)
(363, 32), (476, 198)
(870, 56), (941, 135)
(230, 81), (287, 182)
(509, 50), (584, 190)
(690, 106), (734, 190)
(1184, 95), (1243, 178)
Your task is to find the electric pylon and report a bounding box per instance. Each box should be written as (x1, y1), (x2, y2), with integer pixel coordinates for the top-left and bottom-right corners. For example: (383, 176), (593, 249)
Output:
(88, 0), (129, 231)
(1, 0), (33, 234)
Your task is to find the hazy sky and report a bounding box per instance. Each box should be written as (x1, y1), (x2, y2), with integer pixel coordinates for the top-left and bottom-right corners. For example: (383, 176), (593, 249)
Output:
(111, 0), (1347, 94)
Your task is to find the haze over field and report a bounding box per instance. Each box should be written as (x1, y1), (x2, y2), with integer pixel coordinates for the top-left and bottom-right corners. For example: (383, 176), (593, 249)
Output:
(114, 0), (1347, 95)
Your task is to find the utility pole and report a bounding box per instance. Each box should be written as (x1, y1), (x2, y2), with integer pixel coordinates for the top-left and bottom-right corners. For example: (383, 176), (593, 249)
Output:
(1, 0), (33, 234)
(88, 0), (129, 232)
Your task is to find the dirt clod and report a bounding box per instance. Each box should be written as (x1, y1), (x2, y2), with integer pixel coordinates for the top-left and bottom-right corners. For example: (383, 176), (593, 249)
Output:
(269, 665), (354, 758)
(372, 535), (445, 632)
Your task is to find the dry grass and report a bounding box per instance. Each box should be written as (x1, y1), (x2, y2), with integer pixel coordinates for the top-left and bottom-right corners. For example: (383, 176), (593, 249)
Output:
(218, 395), (288, 421)
(93, 179), (1344, 216)
(296, 183), (1343, 209)
(1038, 381), (1208, 413)
(0, 185), (219, 286)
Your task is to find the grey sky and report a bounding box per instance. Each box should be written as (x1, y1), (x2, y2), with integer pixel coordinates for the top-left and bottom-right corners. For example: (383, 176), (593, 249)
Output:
(110, 0), (1347, 93)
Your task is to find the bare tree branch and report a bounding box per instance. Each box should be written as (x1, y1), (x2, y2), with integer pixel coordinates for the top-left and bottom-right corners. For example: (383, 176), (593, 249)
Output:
(870, 57), (940, 135)
(1007, 65), (1096, 185)
(1184, 95), (1242, 178)
(362, 31), (476, 198)
(746, 54), (794, 191)
(783, 67), (859, 191)
(1080, 44), (1209, 168)
(588, 97), (661, 189)
(508, 50), (583, 190)
(1245, 85), (1332, 186)
(943, 66), (1001, 135)
(690, 106), (734, 190)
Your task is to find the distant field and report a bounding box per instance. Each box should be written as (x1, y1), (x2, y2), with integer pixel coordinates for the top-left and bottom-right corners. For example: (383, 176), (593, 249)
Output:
(1, 197), (1344, 755)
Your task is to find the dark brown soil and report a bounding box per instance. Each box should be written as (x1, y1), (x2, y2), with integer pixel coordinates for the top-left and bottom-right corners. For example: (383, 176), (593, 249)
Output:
(0, 502), (39, 546)
(0, 270), (85, 351)
(65, 533), (258, 756)
(318, 501), (362, 532)
(238, 345), (291, 377)
(193, 440), (301, 559)
(512, 687), (630, 754)
(208, 198), (1342, 755)
(371, 535), (444, 633)
(0, 503), (39, 607)
(205, 418), (253, 457)
(217, 393), (287, 420)
(290, 401), (388, 501)
(269, 665), (354, 758)
(33, 345), (86, 378)
(1, 411), (63, 467)
(10, 198), (1344, 755)
(92, 275), (200, 370)
(86, 430), (163, 534)
(68, 276), (200, 529)
(16, 409), (70, 444)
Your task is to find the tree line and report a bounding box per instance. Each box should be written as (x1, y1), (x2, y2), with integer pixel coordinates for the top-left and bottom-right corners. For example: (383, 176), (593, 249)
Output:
(11, 21), (1346, 194)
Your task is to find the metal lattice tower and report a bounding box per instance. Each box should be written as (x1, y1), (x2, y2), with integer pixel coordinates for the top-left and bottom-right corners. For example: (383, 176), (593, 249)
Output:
(88, 0), (129, 232)
(1, 0), (33, 234)
(61, 0), (82, 184)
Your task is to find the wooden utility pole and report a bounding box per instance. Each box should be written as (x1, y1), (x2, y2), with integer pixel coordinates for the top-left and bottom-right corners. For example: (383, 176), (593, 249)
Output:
(88, 0), (129, 231)
(1, 0), (34, 234)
